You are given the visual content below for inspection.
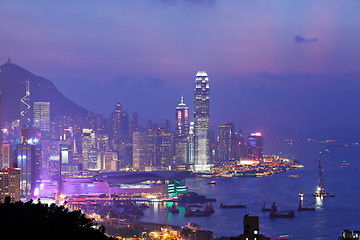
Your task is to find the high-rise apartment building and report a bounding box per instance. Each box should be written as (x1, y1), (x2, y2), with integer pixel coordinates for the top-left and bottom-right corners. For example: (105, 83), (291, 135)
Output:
(33, 102), (51, 134)
(194, 71), (211, 171)
(0, 168), (21, 202)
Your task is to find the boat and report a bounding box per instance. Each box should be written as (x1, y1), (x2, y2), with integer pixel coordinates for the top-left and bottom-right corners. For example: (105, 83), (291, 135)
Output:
(139, 203), (149, 209)
(297, 192), (315, 211)
(220, 203), (246, 208)
(208, 180), (216, 185)
(168, 205), (179, 214)
(278, 235), (289, 239)
(269, 203), (294, 218)
(185, 208), (211, 217)
(261, 202), (271, 212)
(312, 158), (335, 198)
(185, 202), (214, 217)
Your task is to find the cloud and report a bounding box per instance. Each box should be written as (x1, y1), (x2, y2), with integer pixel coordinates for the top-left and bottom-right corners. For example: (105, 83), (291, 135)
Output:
(294, 35), (318, 44)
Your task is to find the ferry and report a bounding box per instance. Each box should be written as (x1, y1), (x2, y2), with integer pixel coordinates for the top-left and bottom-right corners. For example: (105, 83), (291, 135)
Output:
(208, 180), (216, 185)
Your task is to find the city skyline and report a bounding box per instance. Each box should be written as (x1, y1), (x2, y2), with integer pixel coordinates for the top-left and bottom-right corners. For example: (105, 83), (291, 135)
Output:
(1, 0), (360, 141)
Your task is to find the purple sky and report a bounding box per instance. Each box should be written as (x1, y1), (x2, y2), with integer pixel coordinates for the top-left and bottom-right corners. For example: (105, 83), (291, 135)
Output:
(1, 0), (360, 138)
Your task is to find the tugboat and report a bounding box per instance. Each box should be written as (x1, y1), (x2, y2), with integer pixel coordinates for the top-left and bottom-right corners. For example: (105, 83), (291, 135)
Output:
(297, 192), (315, 211)
(169, 204), (179, 214)
(312, 158), (335, 197)
(269, 203), (294, 218)
(220, 203), (247, 208)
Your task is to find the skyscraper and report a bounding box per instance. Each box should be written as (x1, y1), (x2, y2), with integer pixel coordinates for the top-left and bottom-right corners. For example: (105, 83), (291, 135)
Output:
(247, 132), (264, 163)
(175, 96), (189, 166)
(132, 128), (148, 170)
(81, 129), (95, 170)
(194, 71), (211, 171)
(217, 123), (237, 162)
(33, 102), (51, 135)
(20, 80), (31, 127)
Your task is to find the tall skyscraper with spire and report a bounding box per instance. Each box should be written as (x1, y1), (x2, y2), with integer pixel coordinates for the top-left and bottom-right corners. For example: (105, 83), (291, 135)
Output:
(20, 80), (31, 127)
(194, 71), (211, 171)
(175, 96), (189, 166)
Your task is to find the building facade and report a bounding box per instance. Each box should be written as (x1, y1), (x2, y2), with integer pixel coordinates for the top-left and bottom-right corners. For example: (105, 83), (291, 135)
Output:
(0, 168), (21, 202)
(247, 132), (264, 163)
(194, 71), (211, 171)
(33, 102), (51, 135)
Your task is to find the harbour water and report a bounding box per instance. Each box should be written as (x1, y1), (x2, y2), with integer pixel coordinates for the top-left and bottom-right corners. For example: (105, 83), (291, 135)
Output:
(141, 142), (360, 239)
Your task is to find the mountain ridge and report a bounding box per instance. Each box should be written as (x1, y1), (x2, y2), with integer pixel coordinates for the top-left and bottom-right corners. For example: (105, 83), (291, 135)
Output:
(0, 61), (89, 123)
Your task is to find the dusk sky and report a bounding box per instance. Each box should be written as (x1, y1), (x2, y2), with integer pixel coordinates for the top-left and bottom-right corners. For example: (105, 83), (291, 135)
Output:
(1, 0), (360, 139)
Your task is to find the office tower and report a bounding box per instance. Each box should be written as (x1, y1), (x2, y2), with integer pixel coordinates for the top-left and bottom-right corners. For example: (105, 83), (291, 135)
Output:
(188, 122), (195, 165)
(20, 80), (31, 127)
(146, 121), (173, 169)
(133, 129), (148, 170)
(113, 103), (129, 144)
(234, 130), (247, 158)
(0, 168), (21, 202)
(194, 71), (211, 171)
(248, 132), (264, 163)
(129, 112), (138, 137)
(175, 96), (189, 137)
(87, 148), (100, 170)
(1, 143), (11, 169)
(81, 129), (95, 170)
(33, 102), (50, 135)
(217, 123), (237, 162)
(175, 96), (189, 166)
(16, 141), (41, 197)
(95, 114), (105, 134)
(101, 151), (118, 171)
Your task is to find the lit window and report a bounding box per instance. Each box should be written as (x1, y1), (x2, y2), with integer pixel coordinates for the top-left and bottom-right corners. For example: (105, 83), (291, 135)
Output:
(254, 230), (258, 235)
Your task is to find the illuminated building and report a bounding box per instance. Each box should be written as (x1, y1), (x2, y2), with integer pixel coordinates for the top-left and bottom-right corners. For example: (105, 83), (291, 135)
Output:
(194, 71), (211, 171)
(146, 121), (173, 169)
(247, 132), (264, 163)
(1, 143), (11, 169)
(0, 168), (21, 202)
(81, 129), (95, 170)
(16, 141), (41, 197)
(217, 123), (237, 162)
(175, 96), (189, 137)
(20, 80), (31, 128)
(62, 171), (189, 197)
(33, 102), (50, 135)
(133, 129), (148, 170)
(175, 96), (189, 166)
(188, 122), (195, 165)
(101, 151), (118, 171)
(113, 103), (129, 144)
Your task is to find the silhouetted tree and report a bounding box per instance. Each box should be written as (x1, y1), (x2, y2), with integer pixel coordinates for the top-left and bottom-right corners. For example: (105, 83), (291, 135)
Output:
(0, 196), (114, 240)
